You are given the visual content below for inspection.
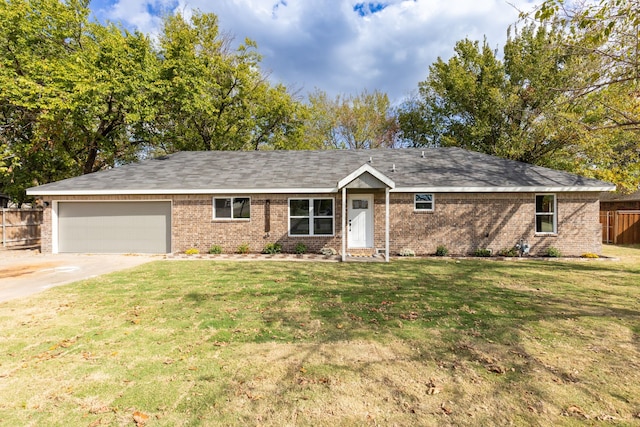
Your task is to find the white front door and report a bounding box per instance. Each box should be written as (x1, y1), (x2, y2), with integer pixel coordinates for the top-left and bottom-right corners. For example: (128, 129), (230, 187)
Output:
(348, 194), (374, 248)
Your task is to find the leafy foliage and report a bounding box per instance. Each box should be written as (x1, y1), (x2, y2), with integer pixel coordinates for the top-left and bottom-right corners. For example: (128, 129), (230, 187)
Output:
(435, 245), (449, 256)
(398, 26), (584, 169)
(400, 11), (640, 191)
(304, 89), (399, 149)
(498, 247), (519, 257)
(0, 3), (312, 203)
(0, 0), (156, 203)
(474, 248), (492, 257)
(531, 0), (640, 191)
(262, 242), (282, 255)
(546, 246), (561, 257)
(208, 245), (223, 254)
(150, 12), (308, 153)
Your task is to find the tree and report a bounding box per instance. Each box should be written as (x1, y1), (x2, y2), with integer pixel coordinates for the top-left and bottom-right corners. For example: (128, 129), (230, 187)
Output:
(1, 3), (309, 203)
(399, 27), (583, 166)
(304, 89), (399, 149)
(0, 0), (156, 203)
(532, 0), (640, 191)
(150, 12), (306, 153)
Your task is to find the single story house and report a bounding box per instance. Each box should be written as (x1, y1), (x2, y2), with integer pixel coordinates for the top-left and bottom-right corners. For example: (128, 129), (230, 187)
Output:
(26, 148), (615, 260)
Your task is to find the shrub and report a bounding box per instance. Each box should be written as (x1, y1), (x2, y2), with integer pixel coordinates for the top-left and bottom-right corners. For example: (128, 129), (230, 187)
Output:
(546, 246), (561, 258)
(262, 243), (282, 254)
(185, 248), (200, 255)
(208, 245), (222, 255)
(294, 242), (307, 254)
(399, 248), (415, 257)
(237, 243), (250, 254)
(474, 248), (492, 257)
(435, 245), (449, 256)
(581, 252), (599, 258)
(498, 247), (519, 257)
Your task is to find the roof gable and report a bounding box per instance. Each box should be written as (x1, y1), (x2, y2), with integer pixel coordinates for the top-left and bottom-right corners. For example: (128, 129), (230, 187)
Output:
(338, 163), (395, 190)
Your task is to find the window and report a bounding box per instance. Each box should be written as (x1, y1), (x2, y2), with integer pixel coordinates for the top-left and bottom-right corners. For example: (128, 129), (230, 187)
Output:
(352, 199), (368, 210)
(414, 193), (434, 211)
(213, 197), (250, 220)
(535, 194), (556, 233)
(289, 198), (334, 236)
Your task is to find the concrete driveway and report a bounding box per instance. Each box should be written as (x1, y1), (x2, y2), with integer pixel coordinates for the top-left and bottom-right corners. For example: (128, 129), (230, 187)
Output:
(0, 250), (161, 302)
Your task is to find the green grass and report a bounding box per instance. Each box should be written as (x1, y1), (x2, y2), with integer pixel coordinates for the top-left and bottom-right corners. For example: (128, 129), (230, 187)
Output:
(1, 246), (639, 426)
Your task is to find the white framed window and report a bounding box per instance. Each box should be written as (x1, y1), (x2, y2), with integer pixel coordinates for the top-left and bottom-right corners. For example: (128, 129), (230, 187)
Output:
(213, 197), (250, 220)
(535, 194), (556, 233)
(414, 193), (434, 211)
(288, 198), (334, 236)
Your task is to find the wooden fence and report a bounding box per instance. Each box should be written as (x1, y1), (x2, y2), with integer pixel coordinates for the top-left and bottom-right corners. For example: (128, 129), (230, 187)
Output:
(1, 208), (43, 249)
(600, 210), (640, 245)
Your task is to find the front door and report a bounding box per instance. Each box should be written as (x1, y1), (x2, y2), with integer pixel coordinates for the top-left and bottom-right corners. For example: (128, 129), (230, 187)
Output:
(348, 194), (374, 248)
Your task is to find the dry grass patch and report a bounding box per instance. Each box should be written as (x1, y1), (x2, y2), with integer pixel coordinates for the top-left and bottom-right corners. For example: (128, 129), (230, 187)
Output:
(0, 245), (639, 425)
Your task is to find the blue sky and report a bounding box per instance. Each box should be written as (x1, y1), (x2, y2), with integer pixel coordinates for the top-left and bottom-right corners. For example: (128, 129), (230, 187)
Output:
(89, 0), (542, 102)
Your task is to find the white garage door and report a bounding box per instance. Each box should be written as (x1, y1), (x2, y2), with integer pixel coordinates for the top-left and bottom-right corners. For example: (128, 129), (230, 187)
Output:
(57, 202), (171, 254)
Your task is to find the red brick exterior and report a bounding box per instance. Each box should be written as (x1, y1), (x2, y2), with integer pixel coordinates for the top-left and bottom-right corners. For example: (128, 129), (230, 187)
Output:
(40, 191), (602, 256)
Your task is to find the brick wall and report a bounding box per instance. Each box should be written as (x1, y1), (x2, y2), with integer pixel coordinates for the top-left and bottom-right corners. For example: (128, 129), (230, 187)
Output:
(377, 192), (601, 256)
(40, 191), (601, 256)
(172, 194), (342, 254)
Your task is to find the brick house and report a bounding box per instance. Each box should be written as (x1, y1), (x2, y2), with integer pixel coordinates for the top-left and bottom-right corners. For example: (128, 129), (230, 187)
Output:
(26, 148), (615, 260)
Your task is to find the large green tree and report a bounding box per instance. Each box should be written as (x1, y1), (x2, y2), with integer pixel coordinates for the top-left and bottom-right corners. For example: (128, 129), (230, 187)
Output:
(532, 0), (640, 191)
(399, 26), (583, 167)
(150, 12), (307, 153)
(304, 89), (398, 149)
(0, 0), (156, 204)
(1, 3), (312, 204)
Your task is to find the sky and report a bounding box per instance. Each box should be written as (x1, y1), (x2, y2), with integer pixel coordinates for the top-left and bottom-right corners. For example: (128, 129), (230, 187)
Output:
(89, 0), (543, 103)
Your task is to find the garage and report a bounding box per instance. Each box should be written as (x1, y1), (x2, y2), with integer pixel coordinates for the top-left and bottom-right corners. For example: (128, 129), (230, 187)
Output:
(57, 201), (171, 254)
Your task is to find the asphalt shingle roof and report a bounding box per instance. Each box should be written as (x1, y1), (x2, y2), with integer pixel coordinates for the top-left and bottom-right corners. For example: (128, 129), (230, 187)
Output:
(27, 148), (614, 195)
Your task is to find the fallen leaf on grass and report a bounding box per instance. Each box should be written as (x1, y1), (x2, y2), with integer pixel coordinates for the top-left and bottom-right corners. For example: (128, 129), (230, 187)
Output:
(426, 378), (441, 395)
(245, 391), (263, 401)
(89, 406), (111, 414)
(487, 364), (506, 374)
(399, 312), (419, 320)
(133, 411), (150, 426)
(563, 405), (588, 418)
(441, 402), (453, 415)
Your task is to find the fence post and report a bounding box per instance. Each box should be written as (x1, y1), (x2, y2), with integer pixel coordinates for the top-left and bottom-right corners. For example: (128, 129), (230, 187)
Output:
(2, 208), (5, 248)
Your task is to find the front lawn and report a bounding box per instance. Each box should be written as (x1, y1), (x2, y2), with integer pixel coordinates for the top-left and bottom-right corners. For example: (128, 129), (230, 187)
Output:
(1, 246), (639, 426)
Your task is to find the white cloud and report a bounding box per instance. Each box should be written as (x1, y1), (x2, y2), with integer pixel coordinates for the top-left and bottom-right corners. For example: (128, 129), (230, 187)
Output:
(94, 0), (543, 102)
